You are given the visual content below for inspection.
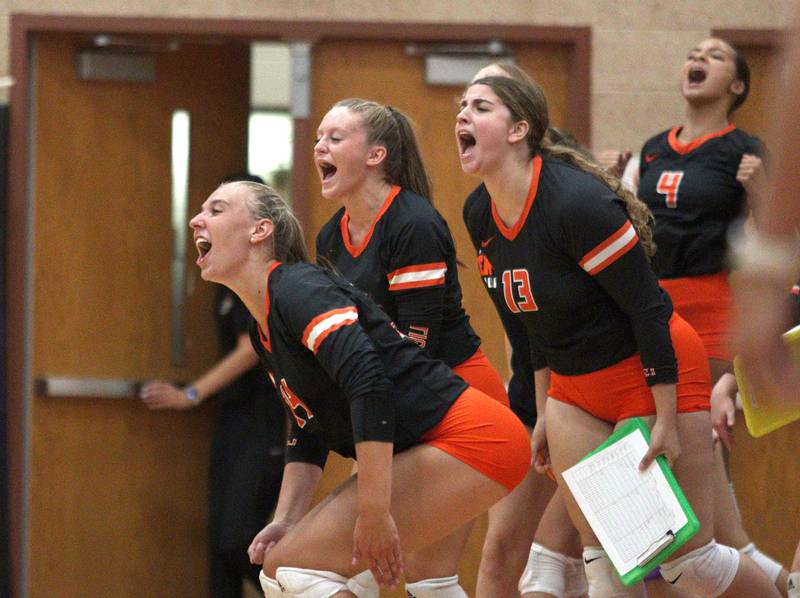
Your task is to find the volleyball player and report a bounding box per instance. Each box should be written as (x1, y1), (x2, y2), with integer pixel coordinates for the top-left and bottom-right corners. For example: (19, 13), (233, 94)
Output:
(313, 97), (521, 598)
(456, 73), (781, 597)
(188, 180), (529, 598)
(465, 62), (587, 598)
(635, 38), (787, 595)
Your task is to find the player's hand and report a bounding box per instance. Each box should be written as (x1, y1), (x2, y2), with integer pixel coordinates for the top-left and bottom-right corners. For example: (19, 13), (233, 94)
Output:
(597, 149), (632, 178)
(248, 520), (294, 565)
(530, 418), (554, 480)
(139, 380), (195, 410)
(352, 510), (403, 588)
(736, 153), (766, 197)
(640, 417), (680, 470)
(732, 273), (800, 403)
(710, 378), (737, 451)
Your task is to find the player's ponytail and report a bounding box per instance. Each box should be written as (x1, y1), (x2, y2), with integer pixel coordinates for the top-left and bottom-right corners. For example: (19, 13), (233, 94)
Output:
(335, 98), (433, 203)
(471, 76), (655, 257)
(236, 181), (309, 264)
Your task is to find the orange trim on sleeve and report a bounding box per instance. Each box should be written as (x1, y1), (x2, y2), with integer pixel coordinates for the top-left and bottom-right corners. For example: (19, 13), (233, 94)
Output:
(301, 306), (359, 354)
(491, 155), (542, 241)
(340, 185), (401, 258)
(387, 261), (447, 291)
(667, 123), (736, 155)
(579, 221), (638, 275)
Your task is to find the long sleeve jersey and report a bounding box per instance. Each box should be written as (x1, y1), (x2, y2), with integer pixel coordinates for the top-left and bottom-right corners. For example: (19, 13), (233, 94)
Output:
(463, 155), (677, 386)
(638, 125), (765, 279)
(316, 185), (480, 366)
(249, 261), (467, 468)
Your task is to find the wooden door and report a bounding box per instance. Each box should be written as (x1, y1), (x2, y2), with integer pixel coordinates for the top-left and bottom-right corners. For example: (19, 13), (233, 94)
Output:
(29, 33), (249, 597)
(306, 39), (573, 596)
(730, 44), (779, 139)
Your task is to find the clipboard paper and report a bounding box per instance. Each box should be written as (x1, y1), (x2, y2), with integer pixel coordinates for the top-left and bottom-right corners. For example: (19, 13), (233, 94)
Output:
(562, 418), (699, 585)
(734, 323), (800, 437)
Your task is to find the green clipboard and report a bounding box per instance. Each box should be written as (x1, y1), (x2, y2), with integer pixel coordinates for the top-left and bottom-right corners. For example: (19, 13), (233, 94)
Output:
(577, 418), (700, 586)
(734, 324), (800, 437)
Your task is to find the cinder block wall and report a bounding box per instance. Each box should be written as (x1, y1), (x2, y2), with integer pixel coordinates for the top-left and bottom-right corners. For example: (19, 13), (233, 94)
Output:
(2, 0), (796, 150)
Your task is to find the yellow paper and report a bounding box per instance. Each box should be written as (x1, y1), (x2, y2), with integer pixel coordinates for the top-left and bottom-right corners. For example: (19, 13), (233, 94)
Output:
(734, 324), (800, 437)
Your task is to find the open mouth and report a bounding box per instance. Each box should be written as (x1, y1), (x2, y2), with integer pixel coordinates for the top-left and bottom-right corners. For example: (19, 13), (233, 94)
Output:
(688, 67), (706, 84)
(319, 162), (337, 181)
(458, 131), (476, 155)
(195, 238), (212, 260)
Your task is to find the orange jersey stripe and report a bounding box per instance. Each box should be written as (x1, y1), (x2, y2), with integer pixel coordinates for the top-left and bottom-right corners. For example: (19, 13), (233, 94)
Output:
(667, 123), (736, 155)
(579, 221), (638, 275)
(301, 306), (359, 354)
(387, 262), (447, 291)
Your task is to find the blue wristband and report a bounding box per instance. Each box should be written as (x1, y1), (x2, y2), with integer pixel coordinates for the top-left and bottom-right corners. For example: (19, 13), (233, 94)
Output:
(184, 386), (199, 403)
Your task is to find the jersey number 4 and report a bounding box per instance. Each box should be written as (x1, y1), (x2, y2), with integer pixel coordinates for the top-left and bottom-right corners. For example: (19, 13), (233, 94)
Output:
(502, 269), (538, 313)
(656, 171), (684, 209)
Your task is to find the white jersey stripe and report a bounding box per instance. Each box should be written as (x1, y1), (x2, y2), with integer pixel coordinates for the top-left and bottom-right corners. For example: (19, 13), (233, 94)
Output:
(581, 224), (637, 274)
(303, 308), (358, 353)
(388, 267), (447, 287)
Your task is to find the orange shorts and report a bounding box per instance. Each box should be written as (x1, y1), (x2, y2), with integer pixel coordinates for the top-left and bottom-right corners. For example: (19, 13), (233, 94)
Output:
(548, 314), (710, 423)
(453, 347), (509, 407)
(660, 272), (732, 361)
(423, 386), (530, 491)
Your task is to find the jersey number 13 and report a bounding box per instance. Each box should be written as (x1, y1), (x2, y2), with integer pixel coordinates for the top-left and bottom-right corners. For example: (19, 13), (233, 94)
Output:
(502, 269), (539, 313)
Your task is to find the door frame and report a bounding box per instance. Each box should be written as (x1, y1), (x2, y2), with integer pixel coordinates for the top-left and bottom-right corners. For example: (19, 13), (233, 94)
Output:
(712, 27), (783, 46)
(5, 13), (590, 596)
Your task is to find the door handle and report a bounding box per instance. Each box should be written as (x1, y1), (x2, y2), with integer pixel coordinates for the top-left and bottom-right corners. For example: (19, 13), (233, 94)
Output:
(34, 376), (143, 398)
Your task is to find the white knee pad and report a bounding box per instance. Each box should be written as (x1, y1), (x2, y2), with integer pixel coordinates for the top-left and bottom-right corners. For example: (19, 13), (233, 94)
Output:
(406, 575), (468, 598)
(660, 540), (739, 597)
(346, 570), (379, 598)
(275, 566), (348, 597)
(740, 542), (784, 583)
(788, 571), (800, 598)
(518, 542), (568, 596)
(565, 555), (589, 598)
(582, 547), (646, 598)
(259, 570), (283, 598)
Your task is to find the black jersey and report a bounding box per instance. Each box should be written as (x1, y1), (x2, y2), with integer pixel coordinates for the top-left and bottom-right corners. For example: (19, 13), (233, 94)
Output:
(463, 155), (676, 385)
(316, 186), (480, 367)
(639, 125), (765, 279)
(249, 261), (467, 468)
